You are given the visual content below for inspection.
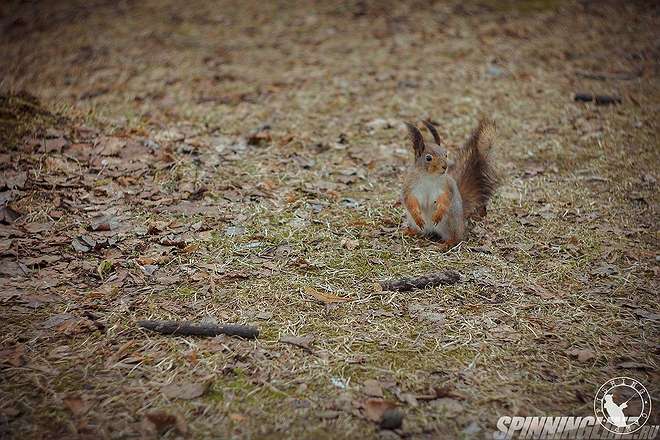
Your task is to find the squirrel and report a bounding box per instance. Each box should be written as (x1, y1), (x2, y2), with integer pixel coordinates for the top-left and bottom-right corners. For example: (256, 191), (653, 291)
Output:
(401, 118), (498, 248)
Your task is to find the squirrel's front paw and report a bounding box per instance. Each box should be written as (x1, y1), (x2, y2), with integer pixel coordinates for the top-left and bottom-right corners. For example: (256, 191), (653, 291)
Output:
(437, 239), (459, 251)
(404, 226), (418, 236)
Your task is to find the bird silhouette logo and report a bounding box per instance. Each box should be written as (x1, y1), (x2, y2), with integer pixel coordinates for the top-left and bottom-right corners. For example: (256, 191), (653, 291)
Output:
(594, 377), (651, 434)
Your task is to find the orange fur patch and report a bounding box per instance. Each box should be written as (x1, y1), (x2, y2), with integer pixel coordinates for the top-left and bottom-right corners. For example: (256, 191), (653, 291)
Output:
(404, 193), (424, 229)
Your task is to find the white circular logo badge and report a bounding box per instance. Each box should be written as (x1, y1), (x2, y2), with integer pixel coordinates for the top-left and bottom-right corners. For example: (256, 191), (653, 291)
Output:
(594, 377), (651, 434)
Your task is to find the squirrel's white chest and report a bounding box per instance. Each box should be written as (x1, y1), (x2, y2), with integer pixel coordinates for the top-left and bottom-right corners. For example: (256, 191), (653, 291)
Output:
(411, 175), (446, 212)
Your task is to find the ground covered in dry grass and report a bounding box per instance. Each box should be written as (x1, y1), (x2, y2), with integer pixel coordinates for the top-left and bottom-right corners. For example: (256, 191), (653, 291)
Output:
(1, 1), (658, 439)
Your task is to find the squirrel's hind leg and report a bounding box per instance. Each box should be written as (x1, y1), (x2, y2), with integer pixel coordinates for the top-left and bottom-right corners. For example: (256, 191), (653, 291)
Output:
(436, 239), (459, 252)
(436, 192), (465, 249)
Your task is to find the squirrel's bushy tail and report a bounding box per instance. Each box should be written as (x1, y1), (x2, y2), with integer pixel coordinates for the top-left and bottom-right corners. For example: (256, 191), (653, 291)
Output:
(450, 119), (498, 218)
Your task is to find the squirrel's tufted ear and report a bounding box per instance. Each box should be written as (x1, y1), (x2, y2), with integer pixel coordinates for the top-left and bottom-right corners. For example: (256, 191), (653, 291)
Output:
(422, 120), (442, 146)
(405, 122), (425, 157)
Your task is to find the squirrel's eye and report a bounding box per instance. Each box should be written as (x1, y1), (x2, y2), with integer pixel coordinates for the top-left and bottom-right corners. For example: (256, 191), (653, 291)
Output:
(425, 154), (433, 162)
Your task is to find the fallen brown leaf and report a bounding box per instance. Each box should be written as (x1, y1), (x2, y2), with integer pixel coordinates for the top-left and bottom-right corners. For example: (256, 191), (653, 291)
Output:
(362, 379), (384, 398)
(0, 345), (25, 367)
(41, 313), (75, 329)
(527, 284), (561, 300)
(21, 255), (60, 267)
(161, 381), (209, 400)
(145, 410), (188, 435)
(362, 398), (397, 422)
(303, 286), (350, 304)
(71, 237), (91, 253)
(63, 395), (91, 417)
(229, 413), (246, 423)
(280, 334), (315, 351)
(90, 215), (119, 231)
(616, 361), (653, 370)
(340, 238), (359, 250)
(23, 222), (53, 234)
(0, 205), (21, 224)
(183, 243), (200, 253)
(566, 348), (596, 363)
(0, 259), (29, 276)
(430, 398), (464, 416)
(0, 171), (27, 190)
(633, 308), (660, 322)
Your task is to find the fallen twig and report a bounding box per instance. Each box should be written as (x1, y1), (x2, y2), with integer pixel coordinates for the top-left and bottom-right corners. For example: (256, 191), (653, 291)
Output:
(575, 70), (641, 81)
(574, 93), (622, 105)
(138, 320), (259, 339)
(379, 271), (461, 292)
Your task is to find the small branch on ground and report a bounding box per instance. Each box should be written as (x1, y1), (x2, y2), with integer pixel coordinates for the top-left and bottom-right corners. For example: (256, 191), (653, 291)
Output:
(575, 70), (641, 81)
(138, 320), (259, 339)
(573, 93), (622, 105)
(379, 271), (461, 292)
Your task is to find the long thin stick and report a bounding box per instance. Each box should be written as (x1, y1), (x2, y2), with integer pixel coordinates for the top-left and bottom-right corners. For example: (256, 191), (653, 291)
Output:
(138, 320), (259, 339)
(379, 271), (461, 292)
